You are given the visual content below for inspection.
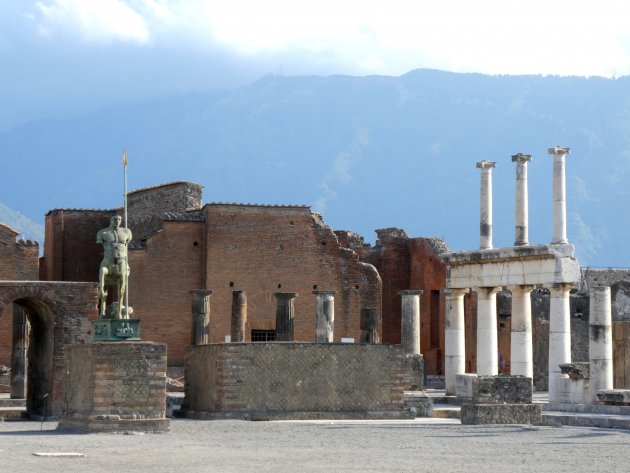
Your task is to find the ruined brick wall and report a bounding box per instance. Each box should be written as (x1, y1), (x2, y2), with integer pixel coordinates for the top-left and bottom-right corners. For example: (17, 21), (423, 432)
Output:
(128, 220), (205, 366)
(202, 204), (381, 346)
(41, 209), (116, 282)
(362, 228), (410, 344)
(128, 181), (203, 240)
(183, 343), (408, 419)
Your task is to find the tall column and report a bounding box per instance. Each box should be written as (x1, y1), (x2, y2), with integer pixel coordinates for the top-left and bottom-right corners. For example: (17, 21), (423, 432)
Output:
(190, 290), (213, 345)
(231, 290), (247, 342)
(589, 286), (613, 403)
(360, 308), (380, 343)
(399, 290), (422, 355)
(275, 292), (297, 341)
(10, 304), (28, 399)
(313, 290), (335, 343)
(476, 160), (496, 250)
(509, 285), (534, 378)
(444, 288), (469, 395)
(548, 146), (571, 244)
(548, 283), (572, 402)
(476, 286), (501, 375)
(512, 153), (531, 246)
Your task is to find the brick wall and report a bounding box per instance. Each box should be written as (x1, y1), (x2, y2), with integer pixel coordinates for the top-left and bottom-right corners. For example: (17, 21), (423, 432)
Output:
(202, 204), (381, 347)
(128, 181), (203, 240)
(183, 343), (410, 419)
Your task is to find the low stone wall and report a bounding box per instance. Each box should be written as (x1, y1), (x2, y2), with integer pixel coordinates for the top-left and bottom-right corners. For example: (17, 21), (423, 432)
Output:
(182, 343), (413, 420)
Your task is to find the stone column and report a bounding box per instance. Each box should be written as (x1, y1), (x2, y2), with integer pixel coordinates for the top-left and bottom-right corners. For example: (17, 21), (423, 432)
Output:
(190, 290), (213, 345)
(509, 285), (534, 378)
(231, 290), (247, 342)
(10, 304), (28, 399)
(476, 160), (496, 250)
(313, 290), (335, 343)
(476, 286), (501, 375)
(360, 308), (380, 343)
(399, 290), (422, 355)
(589, 286), (613, 403)
(275, 292), (297, 341)
(548, 146), (570, 244)
(444, 288), (469, 395)
(512, 153), (531, 246)
(548, 283), (572, 402)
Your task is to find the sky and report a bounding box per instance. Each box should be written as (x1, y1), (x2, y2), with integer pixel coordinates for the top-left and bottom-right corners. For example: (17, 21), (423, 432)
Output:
(2, 0), (630, 131)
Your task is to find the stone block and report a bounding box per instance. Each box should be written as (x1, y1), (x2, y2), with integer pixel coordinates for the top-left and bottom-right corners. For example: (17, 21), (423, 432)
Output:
(461, 404), (542, 425)
(472, 375), (532, 404)
(559, 362), (590, 379)
(556, 376), (589, 404)
(456, 373), (477, 402)
(403, 391), (433, 417)
(402, 354), (424, 391)
(597, 389), (630, 405)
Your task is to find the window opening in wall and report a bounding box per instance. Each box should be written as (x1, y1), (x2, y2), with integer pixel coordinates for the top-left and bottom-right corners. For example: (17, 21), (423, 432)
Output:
(229, 282), (234, 287)
(251, 330), (276, 342)
(277, 283), (282, 288)
(430, 290), (440, 349)
(193, 241), (199, 246)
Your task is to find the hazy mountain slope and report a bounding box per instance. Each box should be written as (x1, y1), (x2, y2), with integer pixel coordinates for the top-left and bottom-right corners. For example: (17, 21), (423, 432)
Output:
(1, 70), (629, 266)
(0, 203), (44, 244)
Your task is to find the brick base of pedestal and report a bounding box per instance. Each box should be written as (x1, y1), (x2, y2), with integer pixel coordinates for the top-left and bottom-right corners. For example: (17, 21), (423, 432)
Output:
(57, 342), (170, 433)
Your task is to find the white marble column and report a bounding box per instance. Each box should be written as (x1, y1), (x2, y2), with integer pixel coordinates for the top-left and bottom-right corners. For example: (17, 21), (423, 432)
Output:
(444, 288), (469, 395)
(509, 285), (534, 378)
(512, 153), (531, 246)
(548, 283), (572, 402)
(313, 290), (335, 343)
(476, 286), (501, 375)
(399, 290), (422, 355)
(589, 286), (613, 403)
(548, 146), (570, 244)
(476, 160), (496, 250)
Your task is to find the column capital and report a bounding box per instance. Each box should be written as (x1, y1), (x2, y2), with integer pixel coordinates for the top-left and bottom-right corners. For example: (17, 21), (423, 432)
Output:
(507, 285), (534, 293)
(312, 290), (336, 296)
(274, 292), (298, 300)
(476, 160), (496, 170)
(190, 289), (213, 297)
(398, 289), (423, 296)
(442, 288), (470, 297)
(546, 283), (574, 295)
(511, 153), (532, 164)
(548, 146), (570, 156)
(474, 286), (502, 296)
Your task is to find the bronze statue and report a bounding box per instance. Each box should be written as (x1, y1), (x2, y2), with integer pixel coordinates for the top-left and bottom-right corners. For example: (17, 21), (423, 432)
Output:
(97, 215), (132, 319)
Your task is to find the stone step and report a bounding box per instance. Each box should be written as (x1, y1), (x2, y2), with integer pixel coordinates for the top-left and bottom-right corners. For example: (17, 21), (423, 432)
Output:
(0, 406), (27, 419)
(0, 398), (25, 408)
(542, 411), (630, 430)
(432, 404), (461, 419)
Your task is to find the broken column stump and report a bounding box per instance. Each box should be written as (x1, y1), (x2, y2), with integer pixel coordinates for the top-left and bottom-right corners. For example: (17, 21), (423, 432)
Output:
(459, 375), (541, 425)
(57, 342), (170, 433)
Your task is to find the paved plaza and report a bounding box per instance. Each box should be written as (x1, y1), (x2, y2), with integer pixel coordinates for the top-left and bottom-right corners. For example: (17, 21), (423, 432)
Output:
(1, 418), (629, 472)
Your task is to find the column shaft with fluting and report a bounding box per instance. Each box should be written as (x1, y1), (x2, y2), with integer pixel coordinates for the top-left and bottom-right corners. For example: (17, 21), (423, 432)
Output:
(509, 285), (534, 378)
(399, 290), (422, 355)
(313, 290), (335, 342)
(548, 146), (570, 244)
(190, 290), (213, 345)
(476, 287), (501, 375)
(589, 286), (613, 403)
(512, 153), (531, 246)
(275, 292), (297, 341)
(360, 308), (380, 343)
(476, 160), (496, 250)
(548, 283), (572, 402)
(444, 288), (469, 395)
(231, 290), (247, 342)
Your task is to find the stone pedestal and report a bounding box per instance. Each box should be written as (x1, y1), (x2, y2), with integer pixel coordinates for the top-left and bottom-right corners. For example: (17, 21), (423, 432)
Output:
(57, 342), (169, 433)
(93, 319), (141, 341)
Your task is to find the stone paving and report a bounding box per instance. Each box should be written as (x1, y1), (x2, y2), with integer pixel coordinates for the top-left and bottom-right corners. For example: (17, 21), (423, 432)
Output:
(1, 418), (629, 472)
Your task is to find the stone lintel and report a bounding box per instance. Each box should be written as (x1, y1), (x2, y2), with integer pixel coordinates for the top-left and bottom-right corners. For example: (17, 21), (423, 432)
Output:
(312, 290), (337, 296)
(398, 290), (423, 296)
(548, 146), (571, 156)
(476, 160), (496, 169)
(511, 153), (532, 163)
(445, 243), (575, 265)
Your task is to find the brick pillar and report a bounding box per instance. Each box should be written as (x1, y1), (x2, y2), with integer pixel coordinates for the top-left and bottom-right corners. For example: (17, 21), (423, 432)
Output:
(313, 290), (335, 343)
(10, 304), (28, 399)
(360, 308), (380, 343)
(399, 290), (422, 355)
(275, 292), (297, 341)
(190, 290), (213, 345)
(231, 290), (247, 342)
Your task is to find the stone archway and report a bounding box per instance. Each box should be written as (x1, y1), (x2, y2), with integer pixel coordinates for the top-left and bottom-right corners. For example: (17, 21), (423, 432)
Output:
(0, 282), (98, 417)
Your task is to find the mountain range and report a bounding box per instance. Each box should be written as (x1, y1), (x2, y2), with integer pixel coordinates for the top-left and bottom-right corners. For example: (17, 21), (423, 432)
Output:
(1, 69), (629, 267)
